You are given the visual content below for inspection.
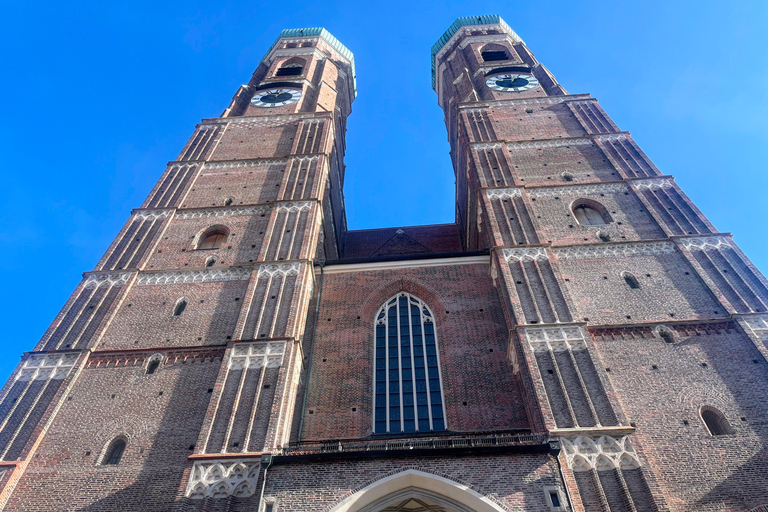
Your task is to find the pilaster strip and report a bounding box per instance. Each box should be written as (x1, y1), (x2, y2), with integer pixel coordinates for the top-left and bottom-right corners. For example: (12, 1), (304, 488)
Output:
(553, 242), (675, 260)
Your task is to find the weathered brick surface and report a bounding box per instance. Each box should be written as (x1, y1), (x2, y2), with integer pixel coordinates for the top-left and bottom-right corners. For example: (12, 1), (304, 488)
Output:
(100, 280), (248, 349)
(589, 324), (768, 510)
(300, 262), (529, 440)
(4, 18), (768, 512)
(3, 352), (222, 512)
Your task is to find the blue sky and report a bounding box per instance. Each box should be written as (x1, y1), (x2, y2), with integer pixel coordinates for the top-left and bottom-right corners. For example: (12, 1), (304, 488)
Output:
(0, 0), (766, 383)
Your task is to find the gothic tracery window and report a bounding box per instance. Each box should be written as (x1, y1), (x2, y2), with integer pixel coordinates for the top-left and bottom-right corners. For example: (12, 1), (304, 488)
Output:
(374, 293), (446, 435)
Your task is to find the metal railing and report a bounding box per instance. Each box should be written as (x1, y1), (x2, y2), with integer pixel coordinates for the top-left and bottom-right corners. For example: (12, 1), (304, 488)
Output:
(280, 431), (546, 456)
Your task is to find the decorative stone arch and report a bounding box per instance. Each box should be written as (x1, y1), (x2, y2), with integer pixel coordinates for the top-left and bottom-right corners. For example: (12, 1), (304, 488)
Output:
(327, 470), (508, 512)
(194, 224), (230, 249)
(361, 279), (445, 323)
(570, 198), (613, 226)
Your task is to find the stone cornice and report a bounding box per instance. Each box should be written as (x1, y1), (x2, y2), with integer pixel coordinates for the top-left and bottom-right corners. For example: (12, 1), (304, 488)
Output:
(552, 241), (676, 260)
(458, 93), (591, 110)
(527, 182), (629, 198)
(137, 268), (252, 286)
(630, 177), (675, 190)
(676, 235), (732, 252)
(200, 112), (332, 126)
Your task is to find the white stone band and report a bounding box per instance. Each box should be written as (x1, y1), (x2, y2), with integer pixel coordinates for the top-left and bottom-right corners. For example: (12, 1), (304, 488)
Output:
(562, 435), (641, 472)
(186, 460), (260, 498)
(503, 247), (549, 263)
(229, 341), (286, 370)
(553, 242), (676, 260)
(16, 353), (79, 382)
(678, 236), (731, 252)
(137, 268), (252, 285)
(523, 325), (586, 353)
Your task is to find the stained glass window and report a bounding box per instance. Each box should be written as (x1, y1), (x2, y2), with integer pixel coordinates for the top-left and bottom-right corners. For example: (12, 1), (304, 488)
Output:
(374, 293), (446, 434)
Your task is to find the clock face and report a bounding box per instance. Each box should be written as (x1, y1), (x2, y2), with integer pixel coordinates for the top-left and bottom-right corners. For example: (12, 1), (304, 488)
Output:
(251, 88), (302, 108)
(486, 73), (539, 92)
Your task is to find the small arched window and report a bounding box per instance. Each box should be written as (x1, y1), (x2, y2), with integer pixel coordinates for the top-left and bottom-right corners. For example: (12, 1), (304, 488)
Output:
(146, 359), (160, 375)
(205, 256), (216, 267)
(103, 438), (126, 465)
(573, 201), (610, 226)
(374, 293), (446, 435)
(701, 407), (731, 436)
(198, 228), (228, 250)
(561, 172), (574, 182)
(623, 272), (640, 289)
(598, 231), (611, 242)
(224, 197), (233, 206)
(481, 50), (509, 61)
(276, 65), (303, 76)
(173, 298), (187, 316)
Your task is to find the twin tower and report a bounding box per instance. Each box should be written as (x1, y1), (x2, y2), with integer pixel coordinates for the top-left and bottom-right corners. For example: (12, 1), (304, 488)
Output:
(1, 15), (768, 512)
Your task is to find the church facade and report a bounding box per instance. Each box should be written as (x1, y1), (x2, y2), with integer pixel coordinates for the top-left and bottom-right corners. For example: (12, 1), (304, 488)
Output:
(1, 15), (767, 512)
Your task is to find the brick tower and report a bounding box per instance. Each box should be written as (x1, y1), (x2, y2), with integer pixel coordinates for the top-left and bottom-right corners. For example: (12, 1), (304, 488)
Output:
(1, 16), (768, 512)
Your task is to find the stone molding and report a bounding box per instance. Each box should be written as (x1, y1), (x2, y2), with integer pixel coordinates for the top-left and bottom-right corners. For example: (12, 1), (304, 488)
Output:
(562, 435), (641, 472)
(175, 206), (271, 220)
(16, 353), (79, 381)
(523, 325), (586, 353)
(472, 142), (504, 150)
(257, 262), (302, 278)
(631, 178), (674, 191)
(527, 182), (628, 198)
(186, 460), (260, 498)
(203, 113), (329, 127)
(508, 138), (592, 150)
(83, 272), (132, 289)
(503, 247), (549, 263)
(229, 341), (287, 370)
(133, 210), (171, 221)
(593, 133), (628, 143)
(553, 241), (676, 260)
(275, 201), (313, 213)
(201, 159), (288, 170)
(678, 236), (731, 252)
(137, 268), (252, 285)
(564, 99), (598, 106)
(485, 188), (522, 200)
(741, 314), (768, 341)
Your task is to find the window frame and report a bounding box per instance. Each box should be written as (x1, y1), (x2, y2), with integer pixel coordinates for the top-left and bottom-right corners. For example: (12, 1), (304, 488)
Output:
(372, 293), (447, 435)
(102, 437), (126, 465)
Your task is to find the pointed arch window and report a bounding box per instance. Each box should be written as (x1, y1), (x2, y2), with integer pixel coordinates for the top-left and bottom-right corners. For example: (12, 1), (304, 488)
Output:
(374, 293), (446, 435)
(103, 438), (126, 465)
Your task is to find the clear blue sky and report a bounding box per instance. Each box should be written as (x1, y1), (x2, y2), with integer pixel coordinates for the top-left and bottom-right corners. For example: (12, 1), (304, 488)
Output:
(1, 1), (766, 383)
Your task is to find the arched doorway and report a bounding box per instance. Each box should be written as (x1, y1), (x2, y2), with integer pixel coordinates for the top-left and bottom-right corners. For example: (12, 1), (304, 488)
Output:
(328, 470), (507, 512)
